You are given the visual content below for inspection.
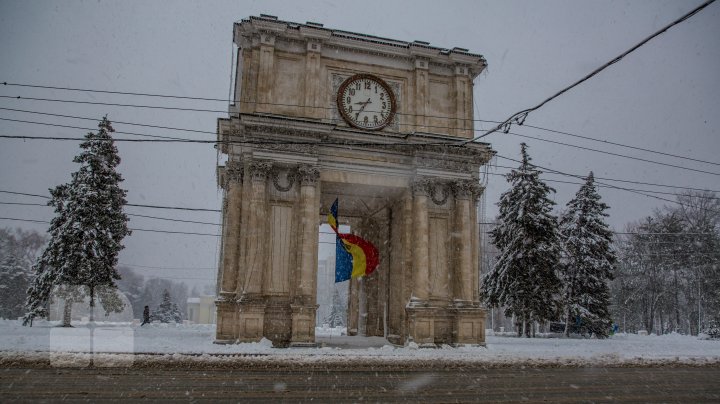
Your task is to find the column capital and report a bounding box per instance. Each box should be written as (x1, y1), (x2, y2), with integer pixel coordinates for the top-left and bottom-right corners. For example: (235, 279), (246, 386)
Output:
(411, 177), (430, 196)
(224, 161), (244, 188)
(453, 179), (483, 200)
(248, 161), (272, 182)
(297, 165), (320, 186)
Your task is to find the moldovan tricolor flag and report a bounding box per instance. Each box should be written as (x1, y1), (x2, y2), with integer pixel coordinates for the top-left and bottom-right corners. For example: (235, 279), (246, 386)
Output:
(327, 198), (379, 282)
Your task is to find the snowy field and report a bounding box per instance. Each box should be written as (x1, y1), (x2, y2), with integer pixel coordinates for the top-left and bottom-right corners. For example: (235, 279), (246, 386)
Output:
(1, 320), (719, 368)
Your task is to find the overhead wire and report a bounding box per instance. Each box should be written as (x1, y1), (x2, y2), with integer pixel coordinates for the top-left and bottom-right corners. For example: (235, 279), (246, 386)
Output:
(464, 0), (717, 143)
(2, 102), (719, 181)
(2, 93), (716, 168)
(499, 130), (720, 176)
(495, 154), (720, 216)
(0, 215), (219, 236)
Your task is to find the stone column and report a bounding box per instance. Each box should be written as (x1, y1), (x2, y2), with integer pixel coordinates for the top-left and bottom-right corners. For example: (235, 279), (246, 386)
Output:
(453, 65), (470, 137)
(256, 34), (275, 113)
(453, 180), (474, 303)
(411, 178), (430, 302)
(413, 58), (429, 132)
(304, 41), (322, 119)
(296, 165), (320, 299)
(471, 186), (483, 302)
(290, 165), (320, 345)
(219, 161), (243, 296)
(239, 161), (271, 298)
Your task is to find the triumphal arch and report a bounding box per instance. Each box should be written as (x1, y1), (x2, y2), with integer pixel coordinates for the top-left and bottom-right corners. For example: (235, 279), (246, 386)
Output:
(214, 15), (494, 347)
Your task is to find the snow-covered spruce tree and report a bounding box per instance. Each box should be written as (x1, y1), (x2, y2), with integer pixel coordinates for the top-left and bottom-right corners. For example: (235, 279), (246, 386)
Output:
(154, 289), (182, 323)
(23, 117), (131, 325)
(0, 252), (31, 319)
(323, 288), (347, 328)
(559, 172), (616, 338)
(481, 143), (562, 337)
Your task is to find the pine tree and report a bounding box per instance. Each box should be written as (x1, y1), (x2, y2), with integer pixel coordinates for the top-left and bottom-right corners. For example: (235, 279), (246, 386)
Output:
(154, 289), (182, 323)
(559, 172), (616, 338)
(481, 143), (562, 337)
(0, 252), (31, 319)
(24, 117), (131, 325)
(324, 288), (347, 328)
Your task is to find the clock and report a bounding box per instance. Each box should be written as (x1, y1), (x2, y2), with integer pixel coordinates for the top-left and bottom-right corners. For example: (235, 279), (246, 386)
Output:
(337, 74), (396, 130)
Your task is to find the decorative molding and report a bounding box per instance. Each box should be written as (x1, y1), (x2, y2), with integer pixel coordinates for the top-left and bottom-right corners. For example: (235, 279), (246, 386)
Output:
(225, 161), (244, 186)
(248, 161), (273, 181)
(259, 142), (319, 155)
(411, 177), (430, 196)
(415, 156), (471, 172)
(297, 165), (320, 186)
(452, 179), (482, 199)
(271, 166), (296, 192)
(427, 181), (450, 206)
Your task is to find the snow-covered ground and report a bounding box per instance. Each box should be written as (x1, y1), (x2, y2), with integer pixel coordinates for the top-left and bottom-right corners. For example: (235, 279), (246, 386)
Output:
(1, 320), (718, 367)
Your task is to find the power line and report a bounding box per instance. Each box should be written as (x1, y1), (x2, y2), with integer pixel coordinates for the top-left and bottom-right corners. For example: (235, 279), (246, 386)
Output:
(120, 263), (216, 270)
(0, 107), (217, 136)
(4, 96), (717, 169)
(500, 130), (720, 176)
(0, 189), (221, 213)
(5, 67), (720, 167)
(0, 201), (46, 206)
(2, 81), (230, 103)
(128, 213), (220, 226)
(0, 215), (220, 236)
(490, 164), (720, 193)
(0, 117), (189, 141)
(465, 0), (717, 143)
(485, 171), (720, 200)
(519, 123), (720, 167)
(3, 99), (718, 173)
(0, 95), (229, 114)
(126, 203), (219, 213)
(496, 154), (720, 216)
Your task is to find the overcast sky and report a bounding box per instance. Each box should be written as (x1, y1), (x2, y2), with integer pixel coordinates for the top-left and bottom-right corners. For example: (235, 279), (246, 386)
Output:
(1, 0), (718, 291)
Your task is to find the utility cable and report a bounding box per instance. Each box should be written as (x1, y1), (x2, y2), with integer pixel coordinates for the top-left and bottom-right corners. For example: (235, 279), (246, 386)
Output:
(496, 154), (720, 216)
(464, 0), (717, 143)
(3, 97), (719, 170)
(501, 130), (720, 176)
(490, 164), (720, 193)
(0, 216), (219, 236)
(0, 189), (220, 213)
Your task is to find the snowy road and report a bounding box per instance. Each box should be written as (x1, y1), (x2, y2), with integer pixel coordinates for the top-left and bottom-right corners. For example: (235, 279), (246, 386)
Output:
(3, 366), (719, 402)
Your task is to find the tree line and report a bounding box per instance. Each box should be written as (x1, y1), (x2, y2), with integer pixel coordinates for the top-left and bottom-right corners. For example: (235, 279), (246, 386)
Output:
(483, 143), (719, 338)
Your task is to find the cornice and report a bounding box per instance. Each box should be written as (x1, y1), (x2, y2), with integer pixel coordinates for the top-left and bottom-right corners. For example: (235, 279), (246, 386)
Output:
(234, 15), (487, 77)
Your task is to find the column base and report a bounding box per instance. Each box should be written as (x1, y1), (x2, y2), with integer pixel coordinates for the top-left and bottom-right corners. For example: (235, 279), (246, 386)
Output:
(236, 302), (266, 343)
(452, 306), (486, 345)
(214, 298), (237, 342)
(291, 304), (317, 344)
(405, 306), (437, 345)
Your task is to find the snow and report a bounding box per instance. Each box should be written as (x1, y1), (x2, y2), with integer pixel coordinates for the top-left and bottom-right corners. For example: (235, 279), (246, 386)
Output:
(0, 320), (719, 368)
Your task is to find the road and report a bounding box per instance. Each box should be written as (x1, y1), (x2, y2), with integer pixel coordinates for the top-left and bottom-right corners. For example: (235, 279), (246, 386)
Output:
(2, 366), (719, 402)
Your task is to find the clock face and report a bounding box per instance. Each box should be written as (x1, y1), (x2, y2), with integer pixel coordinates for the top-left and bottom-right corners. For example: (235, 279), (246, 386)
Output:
(337, 74), (396, 130)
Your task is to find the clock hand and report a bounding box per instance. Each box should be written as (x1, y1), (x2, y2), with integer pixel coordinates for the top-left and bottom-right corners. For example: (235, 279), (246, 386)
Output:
(356, 98), (371, 115)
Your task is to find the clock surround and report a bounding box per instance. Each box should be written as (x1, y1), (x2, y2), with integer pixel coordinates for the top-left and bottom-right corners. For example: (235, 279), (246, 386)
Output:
(336, 73), (397, 130)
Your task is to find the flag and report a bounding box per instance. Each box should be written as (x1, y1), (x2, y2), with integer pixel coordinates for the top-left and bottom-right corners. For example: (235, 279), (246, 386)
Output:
(328, 198), (379, 282)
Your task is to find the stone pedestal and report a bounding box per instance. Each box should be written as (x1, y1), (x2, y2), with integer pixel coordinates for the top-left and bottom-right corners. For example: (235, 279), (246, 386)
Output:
(452, 306), (486, 345)
(236, 302), (266, 343)
(405, 305), (437, 345)
(264, 302), (291, 347)
(214, 298), (237, 343)
(290, 304), (318, 346)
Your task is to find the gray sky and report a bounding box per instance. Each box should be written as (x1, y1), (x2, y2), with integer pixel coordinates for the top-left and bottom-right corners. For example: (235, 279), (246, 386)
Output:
(1, 0), (718, 291)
